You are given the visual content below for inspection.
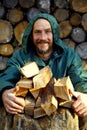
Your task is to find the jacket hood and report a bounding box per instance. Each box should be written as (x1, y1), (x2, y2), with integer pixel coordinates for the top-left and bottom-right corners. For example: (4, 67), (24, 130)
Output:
(22, 13), (65, 53)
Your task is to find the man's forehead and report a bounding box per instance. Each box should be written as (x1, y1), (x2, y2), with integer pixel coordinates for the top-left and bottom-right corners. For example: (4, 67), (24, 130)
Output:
(33, 18), (51, 29)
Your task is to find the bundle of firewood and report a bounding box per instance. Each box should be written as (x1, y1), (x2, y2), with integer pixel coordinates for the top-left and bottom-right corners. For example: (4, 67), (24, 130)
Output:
(14, 62), (76, 118)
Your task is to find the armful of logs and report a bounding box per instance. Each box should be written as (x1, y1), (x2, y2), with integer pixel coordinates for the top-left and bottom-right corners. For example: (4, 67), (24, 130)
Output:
(14, 62), (76, 118)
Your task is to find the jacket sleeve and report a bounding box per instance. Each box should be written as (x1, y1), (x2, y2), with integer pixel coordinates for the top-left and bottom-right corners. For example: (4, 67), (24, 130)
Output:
(67, 50), (87, 92)
(0, 52), (22, 106)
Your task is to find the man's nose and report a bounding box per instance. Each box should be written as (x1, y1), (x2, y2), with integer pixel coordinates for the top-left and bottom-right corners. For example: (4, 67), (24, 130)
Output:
(40, 32), (47, 40)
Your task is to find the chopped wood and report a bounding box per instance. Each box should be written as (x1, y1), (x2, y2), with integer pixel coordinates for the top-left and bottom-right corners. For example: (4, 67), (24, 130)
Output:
(36, 0), (51, 13)
(71, 0), (87, 13)
(7, 8), (23, 25)
(14, 78), (33, 97)
(71, 27), (86, 43)
(16, 78), (33, 89)
(59, 20), (72, 38)
(25, 97), (35, 116)
(14, 21), (28, 45)
(58, 98), (74, 108)
(54, 76), (74, 101)
(34, 107), (46, 118)
(20, 62), (39, 78)
(81, 13), (87, 32)
(53, 9), (69, 22)
(70, 13), (81, 26)
(63, 38), (76, 49)
(0, 20), (13, 43)
(40, 78), (58, 116)
(54, 0), (68, 8)
(41, 95), (58, 116)
(29, 87), (40, 99)
(35, 97), (41, 108)
(0, 44), (13, 56)
(33, 66), (52, 89)
(75, 42), (87, 59)
(14, 85), (28, 97)
(19, 0), (35, 8)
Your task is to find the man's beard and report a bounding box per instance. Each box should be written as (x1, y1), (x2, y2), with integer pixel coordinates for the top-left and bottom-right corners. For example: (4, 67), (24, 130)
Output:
(35, 40), (53, 54)
(36, 46), (52, 54)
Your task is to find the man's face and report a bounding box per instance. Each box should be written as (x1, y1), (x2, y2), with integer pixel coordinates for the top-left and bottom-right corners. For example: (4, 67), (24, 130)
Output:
(32, 19), (53, 55)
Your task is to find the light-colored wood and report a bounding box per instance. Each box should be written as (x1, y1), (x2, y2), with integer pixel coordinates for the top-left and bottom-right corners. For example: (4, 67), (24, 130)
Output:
(81, 13), (87, 31)
(41, 96), (58, 116)
(34, 107), (46, 118)
(33, 66), (52, 89)
(0, 44), (13, 56)
(29, 87), (40, 99)
(20, 62), (39, 78)
(70, 13), (81, 26)
(54, 76), (74, 101)
(14, 85), (28, 97)
(0, 20), (13, 43)
(54, 9), (69, 22)
(71, 0), (87, 13)
(25, 97), (35, 116)
(16, 78), (33, 89)
(7, 8), (23, 24)
(59, 20), (72, 38)
(14, 21), (28, 44)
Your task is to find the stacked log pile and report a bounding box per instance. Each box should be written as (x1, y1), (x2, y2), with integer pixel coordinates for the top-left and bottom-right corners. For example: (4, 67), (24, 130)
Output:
(0, 0), (87, 71)
(13, 62), (76, 119)
(0, 61), (78, 130)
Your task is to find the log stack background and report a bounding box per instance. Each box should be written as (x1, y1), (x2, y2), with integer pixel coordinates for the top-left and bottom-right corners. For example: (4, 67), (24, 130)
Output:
(0, 0), (87, 71)
(0, 0), (87, 129)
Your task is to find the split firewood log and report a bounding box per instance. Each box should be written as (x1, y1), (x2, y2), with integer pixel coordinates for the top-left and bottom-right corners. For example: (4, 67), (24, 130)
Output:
(59, 20), (72, 38)
(75, 42), (87, 59)
(19, 0), (35, 8)
(70, 13), (81, 26)
(71, 27), (86, 43)
(54, 0), (68, 9)
(40, 78), (58, 116)
(7, 8), (23, 25)
(71, 0), (87, 13)
(33, 66), (52, 89)
(35, 96), (41, 108)
(41, 95), (58, 116)
(0, 44), (13, 56)
(14, 78), (33, 97)
(81, 13), (87, 32)
(0, 20), (13, 43)
(54, 76), (75, 108)
(34, 107), (46, 119)
(25, 96), (35, 116)
(36, 0), (51, 13)
(53, 9), (69, 22)
(29, 87), (40, 99)
(27, 7), (41, 21)
(20, 62), (39, 78)
(14, 21), (28, 45)
(63, 38), (76, 49)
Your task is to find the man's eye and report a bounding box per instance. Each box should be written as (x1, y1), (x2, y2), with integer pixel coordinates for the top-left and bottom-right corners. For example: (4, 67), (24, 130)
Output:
(35, 31), (41, 34)
(46, 30), (52, 34)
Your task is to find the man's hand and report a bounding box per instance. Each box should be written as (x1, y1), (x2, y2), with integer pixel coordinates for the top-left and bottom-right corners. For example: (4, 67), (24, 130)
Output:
(2, 88), (25, 114)
(71, 92), (87, 116)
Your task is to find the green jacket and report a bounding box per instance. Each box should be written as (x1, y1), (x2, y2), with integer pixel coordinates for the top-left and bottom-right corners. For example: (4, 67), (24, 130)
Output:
(0, 13), (87, 96)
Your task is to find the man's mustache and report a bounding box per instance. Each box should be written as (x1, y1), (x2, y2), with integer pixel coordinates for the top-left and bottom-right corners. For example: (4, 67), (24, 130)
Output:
(36, 40), (49, 44)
